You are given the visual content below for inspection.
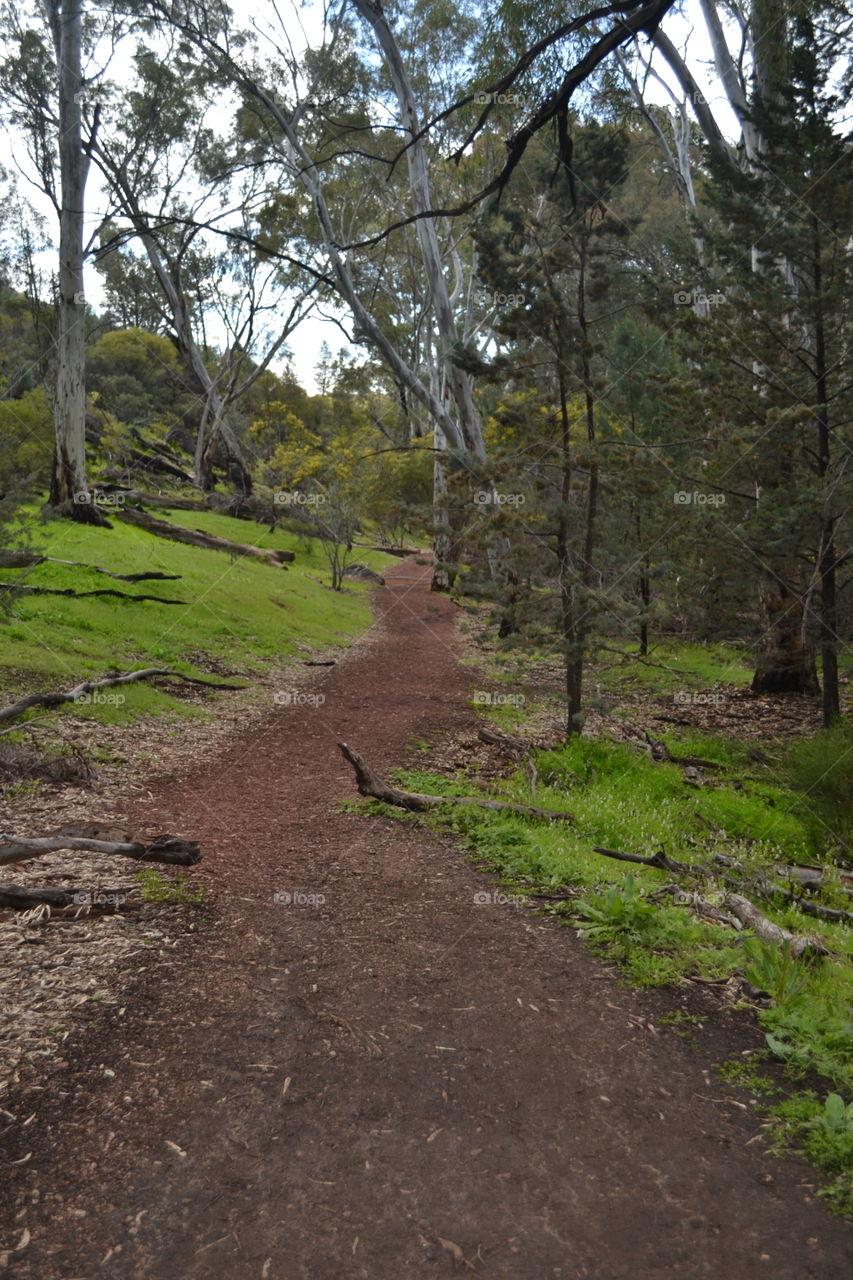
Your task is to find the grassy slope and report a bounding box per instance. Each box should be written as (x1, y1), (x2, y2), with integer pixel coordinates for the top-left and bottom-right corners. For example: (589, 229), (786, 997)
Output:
(0, 509), (394, 723)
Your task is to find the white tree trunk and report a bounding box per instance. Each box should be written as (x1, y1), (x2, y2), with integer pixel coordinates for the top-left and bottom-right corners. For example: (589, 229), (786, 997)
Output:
(351, 0), (486, 465)
(47, 0), (91, 512)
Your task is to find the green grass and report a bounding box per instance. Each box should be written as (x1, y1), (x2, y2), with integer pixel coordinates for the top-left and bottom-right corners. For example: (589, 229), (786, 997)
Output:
(0, 508), (394, 723)
(595, 641), (754, 694)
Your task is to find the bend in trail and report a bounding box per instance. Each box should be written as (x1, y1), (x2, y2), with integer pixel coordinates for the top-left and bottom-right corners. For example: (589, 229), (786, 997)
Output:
(4, 560), (850, 1278)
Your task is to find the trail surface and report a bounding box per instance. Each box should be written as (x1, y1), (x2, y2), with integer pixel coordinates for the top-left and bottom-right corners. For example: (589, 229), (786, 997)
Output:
(3, 561), (850, 1278)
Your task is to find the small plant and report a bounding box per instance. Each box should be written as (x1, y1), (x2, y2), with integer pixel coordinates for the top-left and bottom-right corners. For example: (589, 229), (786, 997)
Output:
(135, 868), (205, 904)
(809, 1092), (853, 1136)
(717, 1053), (778, 1096)
(741, 936), (810, 1007)
(658, 1010), (706, 1030)
(574, 875), (657, 944)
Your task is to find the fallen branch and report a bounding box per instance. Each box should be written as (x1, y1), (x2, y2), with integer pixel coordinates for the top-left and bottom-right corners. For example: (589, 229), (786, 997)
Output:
(592, 844), (699, 875)
(723, 892), (826, 956)
(0, 884), (134, 911)
(338, 742), (574, 822)
(780, 894), (853, 927)
(0, 825), (200, 867)
(0, 550), (181, 581)
(118, 507), (294, 566)
(0, 667), (245, 725)
(0, 582), (183, 604)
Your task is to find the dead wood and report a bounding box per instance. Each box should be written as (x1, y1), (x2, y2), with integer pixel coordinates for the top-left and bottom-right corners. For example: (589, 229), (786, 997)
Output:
(591, 844), (699, 874)
(0, 884), (134, 911)
(352, 543), (420, 557)
(723, 892), (826, 956)
(338, 742), (575, 822)
(0, 550), (181, 581)
(0, 582), (183, 604)
(118, 506), (295, 565)
(780, 894), (853, 927)
(0, 666), (245, 725)
(477, 726), (530, 752)
(652, 884), (743, 929)
(0, 825), (201, 868)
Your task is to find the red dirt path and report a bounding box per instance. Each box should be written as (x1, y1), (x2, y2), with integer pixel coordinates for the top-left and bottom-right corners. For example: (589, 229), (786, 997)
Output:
(2, 559), (850, 1278)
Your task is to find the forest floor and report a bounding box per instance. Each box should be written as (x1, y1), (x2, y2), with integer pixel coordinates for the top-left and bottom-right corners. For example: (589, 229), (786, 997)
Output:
(1, 559), (851, 1279)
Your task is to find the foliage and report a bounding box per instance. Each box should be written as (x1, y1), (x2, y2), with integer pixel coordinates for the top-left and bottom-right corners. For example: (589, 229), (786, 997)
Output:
(135, 869), (205, 905)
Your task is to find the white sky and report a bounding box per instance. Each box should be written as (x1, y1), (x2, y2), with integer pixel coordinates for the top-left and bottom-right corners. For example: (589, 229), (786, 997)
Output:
(2, 0), (732, 394)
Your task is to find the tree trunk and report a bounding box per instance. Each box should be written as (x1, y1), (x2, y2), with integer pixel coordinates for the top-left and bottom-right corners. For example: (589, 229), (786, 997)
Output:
(47, 0), (100, 522)
(750, 577), (820, 695)
(812, 240), (841, 726)
(556, 362), (582, 737)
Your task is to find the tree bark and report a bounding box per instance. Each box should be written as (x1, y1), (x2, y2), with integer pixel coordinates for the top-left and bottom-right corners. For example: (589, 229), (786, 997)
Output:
(46, 0), (100, 521)
(0, 828), (200, 868)
(750, 577), (819, 696)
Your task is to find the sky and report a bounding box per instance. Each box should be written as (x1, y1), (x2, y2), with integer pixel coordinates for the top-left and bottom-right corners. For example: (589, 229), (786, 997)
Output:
(1, 0), (734, 395)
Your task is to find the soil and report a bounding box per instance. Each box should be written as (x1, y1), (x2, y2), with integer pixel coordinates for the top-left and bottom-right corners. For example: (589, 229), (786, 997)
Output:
(1, 559), (850, 1279)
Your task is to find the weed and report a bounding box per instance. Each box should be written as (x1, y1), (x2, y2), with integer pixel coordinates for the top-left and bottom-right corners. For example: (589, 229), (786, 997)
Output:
(135, 869), (205, 905)
(741, 937), (811, 1007)
(575, 875), (657, 944)
(717, 1053), (778, 1096)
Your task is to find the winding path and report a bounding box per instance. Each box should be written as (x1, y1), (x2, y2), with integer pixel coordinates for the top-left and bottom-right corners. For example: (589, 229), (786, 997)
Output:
(3, 560), (850, 1278)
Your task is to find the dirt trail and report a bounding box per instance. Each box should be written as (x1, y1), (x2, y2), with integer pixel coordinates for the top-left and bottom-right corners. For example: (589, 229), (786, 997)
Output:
(2, 560), (850, 1278)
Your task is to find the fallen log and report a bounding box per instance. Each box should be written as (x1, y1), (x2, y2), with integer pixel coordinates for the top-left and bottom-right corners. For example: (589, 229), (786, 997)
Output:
(652, 883), (743, 930)
(0, 550), (181, 582)
(478, 726), (533, 752)
(126, 445), (194, 483)
(0, 667), (245, 725)
(0, 827), (201, 867)
(352, 543), (420, 557)
(338, 742), (574, 822)
(118, 506), (295, 565)
(0, 582), (183, 604)
(0, 884), (134, 910)
(723, 892), (826, 956)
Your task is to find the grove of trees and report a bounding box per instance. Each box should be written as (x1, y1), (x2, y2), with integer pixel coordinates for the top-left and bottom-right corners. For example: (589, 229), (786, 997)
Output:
(0, 0), (849, 732)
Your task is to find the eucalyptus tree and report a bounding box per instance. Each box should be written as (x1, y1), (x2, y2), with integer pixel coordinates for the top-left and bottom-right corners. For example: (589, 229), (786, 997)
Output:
(91, 38), (317, 493)
(0, 0), (124, 518)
